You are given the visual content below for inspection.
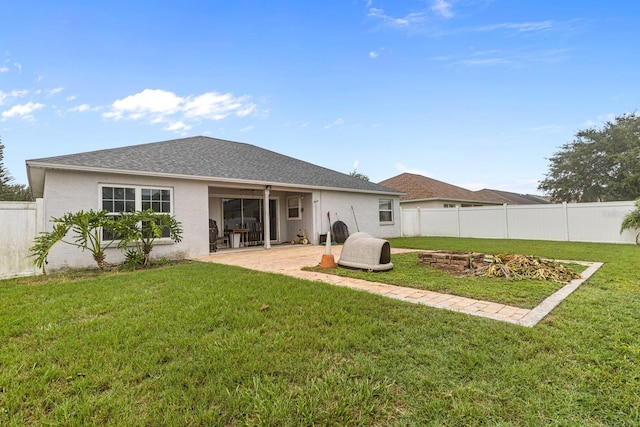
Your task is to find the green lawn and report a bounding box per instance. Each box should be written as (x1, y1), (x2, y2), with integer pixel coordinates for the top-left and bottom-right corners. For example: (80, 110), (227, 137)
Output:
(1, 237), (639, 425)
(306, 250), (587, 309)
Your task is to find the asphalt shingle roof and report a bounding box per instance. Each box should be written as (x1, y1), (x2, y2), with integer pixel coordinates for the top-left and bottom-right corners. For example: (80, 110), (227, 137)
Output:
(474, 189), (550, 205)
(379, 173), (494, 203)
(27, 136), (400, 194)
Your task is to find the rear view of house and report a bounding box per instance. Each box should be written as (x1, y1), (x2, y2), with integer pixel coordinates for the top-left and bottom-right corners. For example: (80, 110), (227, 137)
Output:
(26, 136), (402, 271)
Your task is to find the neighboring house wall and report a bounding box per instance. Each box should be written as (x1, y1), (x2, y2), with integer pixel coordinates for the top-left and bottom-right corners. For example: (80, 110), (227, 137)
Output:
(42, 169), (208, 271)
(400, 200), (491, 209)
(402, 201), (637, 244)
(0, 200), (44, 279)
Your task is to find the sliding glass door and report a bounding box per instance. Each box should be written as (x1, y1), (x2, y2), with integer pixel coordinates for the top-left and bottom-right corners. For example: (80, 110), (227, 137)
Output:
(222, 198), (277, 242)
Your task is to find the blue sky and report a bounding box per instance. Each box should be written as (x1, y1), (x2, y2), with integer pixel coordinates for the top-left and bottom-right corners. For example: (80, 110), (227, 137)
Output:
(2, 1), (639, 194)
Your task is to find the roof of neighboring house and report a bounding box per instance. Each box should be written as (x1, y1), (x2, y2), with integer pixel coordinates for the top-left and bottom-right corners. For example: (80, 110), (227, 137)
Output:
(26, 136), (402, 198)
(379, 173), (498, 204)
(474, 189), (551, 205)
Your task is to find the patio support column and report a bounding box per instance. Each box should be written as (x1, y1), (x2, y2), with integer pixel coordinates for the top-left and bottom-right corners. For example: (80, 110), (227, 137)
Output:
(263, 185), (271, 249)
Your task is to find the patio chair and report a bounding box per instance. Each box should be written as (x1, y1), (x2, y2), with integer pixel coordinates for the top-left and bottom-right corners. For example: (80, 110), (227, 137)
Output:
(209, 219), (229, 252)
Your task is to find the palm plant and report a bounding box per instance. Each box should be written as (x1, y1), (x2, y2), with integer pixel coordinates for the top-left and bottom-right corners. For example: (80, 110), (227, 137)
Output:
(117, 209), (183, 266)
(30, 210), (123, 272)
(620, 198), (640, 244)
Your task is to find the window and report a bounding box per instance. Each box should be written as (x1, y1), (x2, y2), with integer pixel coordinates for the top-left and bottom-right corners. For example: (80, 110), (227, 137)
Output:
(287, 196), (302, 220)
(379, 199), (393, 223)
(101, 185), (173, 239)
(444, 203), (457, 208)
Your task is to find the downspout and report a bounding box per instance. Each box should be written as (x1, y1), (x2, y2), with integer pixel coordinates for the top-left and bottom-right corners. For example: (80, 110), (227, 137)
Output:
(263, 185), (271, 249)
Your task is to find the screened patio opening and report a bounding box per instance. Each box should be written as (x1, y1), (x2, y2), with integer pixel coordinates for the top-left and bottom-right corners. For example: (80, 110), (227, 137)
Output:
(222, 198), (277, 246)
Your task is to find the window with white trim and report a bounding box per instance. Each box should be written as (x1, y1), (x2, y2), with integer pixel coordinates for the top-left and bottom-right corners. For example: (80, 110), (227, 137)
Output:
(379, 199), (393, 223)
(287, 196), (302, 220)
(101, 185), (173, 239)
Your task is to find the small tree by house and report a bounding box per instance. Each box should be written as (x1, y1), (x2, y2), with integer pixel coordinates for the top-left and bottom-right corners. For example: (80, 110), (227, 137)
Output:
(30, 210), (123, 272)
(117, 209), (183, 267)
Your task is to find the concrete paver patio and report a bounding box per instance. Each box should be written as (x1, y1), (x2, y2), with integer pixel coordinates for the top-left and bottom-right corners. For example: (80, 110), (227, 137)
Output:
(193, 245), (602, 327)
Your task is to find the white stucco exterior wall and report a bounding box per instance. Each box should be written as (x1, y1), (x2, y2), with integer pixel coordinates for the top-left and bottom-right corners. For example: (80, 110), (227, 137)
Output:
(311, 190), (401, 243)
(41, 169), (208, 271)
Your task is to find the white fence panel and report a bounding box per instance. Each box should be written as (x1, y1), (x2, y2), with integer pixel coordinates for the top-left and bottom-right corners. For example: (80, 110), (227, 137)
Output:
(0, 200), (44, 279)
(566, 201), (635, 243)
(506, 204), (568, 241)
(459, 206), (506, 238)
(403, 208), (460, 237)
(401, 201), (637, 244)
(400, 208), (421, 237)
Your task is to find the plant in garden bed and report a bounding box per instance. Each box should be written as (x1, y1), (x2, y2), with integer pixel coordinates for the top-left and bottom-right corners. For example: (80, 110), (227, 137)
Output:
(30, 209), (123, 271)
(117, 209), (183, 268)
(30, 209), (183, 273)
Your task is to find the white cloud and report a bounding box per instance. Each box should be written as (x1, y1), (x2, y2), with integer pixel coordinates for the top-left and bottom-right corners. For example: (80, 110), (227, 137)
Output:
(183, 92), (235, 119)
(478, 21), (554, 33)
(66, 95), (77, 101)
(0, 65), (8, 73)
(68, 104), (101, 113)
(324, 118), (345, 129)
(105, 89), (183, 121)
(14, 62), (21, 73)
(528, 124), (564, 132)
(163, 121), (191, 132)
(0, 89), (29, 105)
(103, 88), (258, 131)
(431, 0), (453, 19)
(240, 125), (254, 132)
(368, 8), (426, 29)
(369, 50), (380, 59)
(353, 160), (359, 169)
(48, 87), (64, 95)
(1, 102), (44, 121)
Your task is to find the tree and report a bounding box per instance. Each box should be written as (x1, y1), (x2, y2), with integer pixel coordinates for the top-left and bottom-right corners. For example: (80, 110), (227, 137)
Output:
(349, 169), (370, 181)
(0, 138), (32, 201)
(538, 113), (640, 202)
(6, 183), (32, 201)
(0, 137), (14, 200)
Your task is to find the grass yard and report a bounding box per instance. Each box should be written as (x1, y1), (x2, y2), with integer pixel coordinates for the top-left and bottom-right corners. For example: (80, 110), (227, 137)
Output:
(305, 250), (587, 309)
(1, 237), (640, 425)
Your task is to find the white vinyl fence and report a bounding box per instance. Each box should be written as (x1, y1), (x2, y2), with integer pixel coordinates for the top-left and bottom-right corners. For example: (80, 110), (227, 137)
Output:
(0, 200), (44, 279)
(401, 201), (638, 244)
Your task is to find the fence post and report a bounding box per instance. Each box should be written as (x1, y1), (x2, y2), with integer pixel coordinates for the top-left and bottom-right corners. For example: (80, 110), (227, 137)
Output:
(563, 201), (569, 241)
(417, 207), (421, 237)
(36, 198), (45, 235)
(455, 205), (461, 237)
(503, 203), (509, 238)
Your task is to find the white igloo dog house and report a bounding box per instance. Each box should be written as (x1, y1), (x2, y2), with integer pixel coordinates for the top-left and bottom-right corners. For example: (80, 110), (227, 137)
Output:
(337, 232), (393, 271)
